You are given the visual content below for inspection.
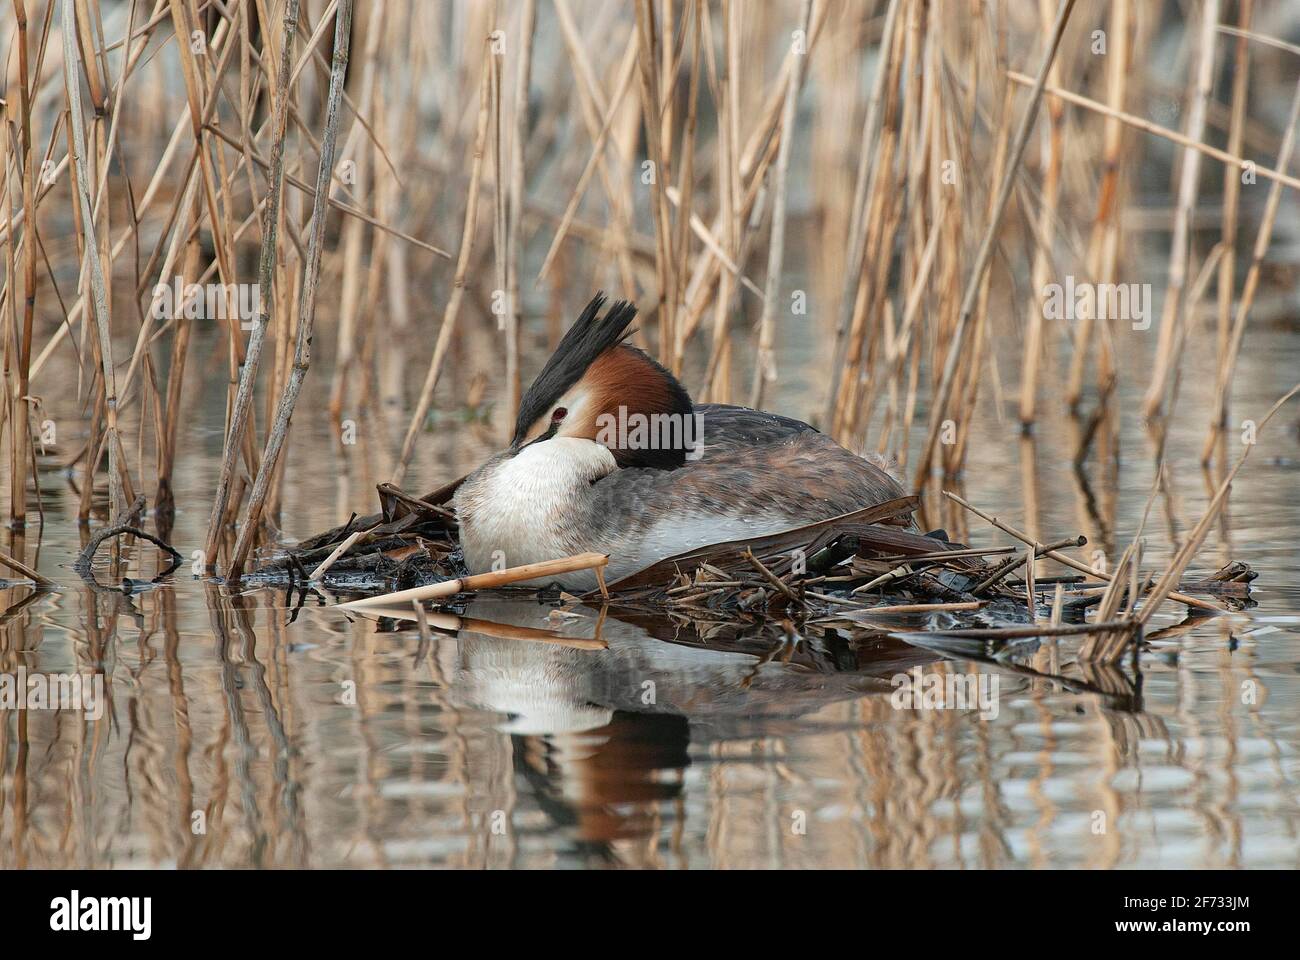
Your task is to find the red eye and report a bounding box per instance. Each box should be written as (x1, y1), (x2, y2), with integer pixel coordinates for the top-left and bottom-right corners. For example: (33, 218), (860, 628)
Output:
(552, 407), (567, 421)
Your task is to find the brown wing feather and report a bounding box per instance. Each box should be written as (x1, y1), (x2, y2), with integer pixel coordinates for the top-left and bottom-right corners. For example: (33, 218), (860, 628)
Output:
(581, 428), (911, 541)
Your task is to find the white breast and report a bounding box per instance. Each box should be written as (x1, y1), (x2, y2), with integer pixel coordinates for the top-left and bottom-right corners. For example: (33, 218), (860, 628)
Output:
(455, 438), (617, 586)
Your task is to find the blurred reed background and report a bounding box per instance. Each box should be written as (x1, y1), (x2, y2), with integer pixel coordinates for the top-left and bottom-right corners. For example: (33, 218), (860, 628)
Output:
(0, 0), (1298, 571)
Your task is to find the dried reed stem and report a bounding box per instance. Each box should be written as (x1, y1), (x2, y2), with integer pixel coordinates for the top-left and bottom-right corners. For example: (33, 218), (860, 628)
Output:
(750, 0), (813, 409)
(228, 0), (355, 578)
(1202, 74), (1300, 463)
(0, 547), (53, 587)
(204, 0), (301, 569)
(912, 0), (1077, 495)
(505, 0), (537, 428)
(1001, 72), (1300, 192)
(61, 0), (128, 521)
(1139, 384), (1300, 625)
(1143, 0), (1221, 418)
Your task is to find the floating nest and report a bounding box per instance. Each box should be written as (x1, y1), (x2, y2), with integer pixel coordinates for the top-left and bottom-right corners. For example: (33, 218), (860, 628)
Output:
(249, 479), (1256, 667)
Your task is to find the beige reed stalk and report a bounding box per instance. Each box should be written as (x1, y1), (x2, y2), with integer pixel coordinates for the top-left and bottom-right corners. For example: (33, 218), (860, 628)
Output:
(204, 0), (300, 571)
(912, 0), (1078, 496)
(1143, 0), (1221, 419)
(823, 0), (901, 426)
(1202, 76), (1300, 463)
(633, 0), (677, 364)
(9, 0), (37, 528)
(505, 0), (537, 430)
(489, 45), (509, 441)
(1139, 385), (1300, 626)
(1203, 0), (1252, 462)
(1017, 0), (1067, 428)
(551, 0), (639, 300)
(1002, 71), (1300, 192)
(669, 0), (702, 376)
(1065, 0), (1129, 411)
(534, 31), (640, 286)
(61, 0), (128, 521)
(750, 0), (814, 410)
(229, 0), (354, 578)
(337, 552), (609, 610)
(327, 0), (384, 442)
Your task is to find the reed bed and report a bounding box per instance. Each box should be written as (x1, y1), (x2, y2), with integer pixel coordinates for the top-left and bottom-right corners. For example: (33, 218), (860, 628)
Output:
(1, 0), (1299, 659)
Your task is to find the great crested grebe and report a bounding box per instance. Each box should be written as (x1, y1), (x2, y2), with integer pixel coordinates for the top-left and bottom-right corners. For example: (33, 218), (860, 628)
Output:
(453, 293), (911, 591)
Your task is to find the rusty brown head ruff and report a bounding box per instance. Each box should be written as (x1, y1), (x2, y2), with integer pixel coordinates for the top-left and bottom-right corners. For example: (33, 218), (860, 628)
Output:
(512, 293), (693, 470)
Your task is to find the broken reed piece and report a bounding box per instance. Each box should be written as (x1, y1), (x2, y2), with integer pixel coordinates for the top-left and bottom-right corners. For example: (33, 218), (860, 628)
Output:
(1078, 624), (1137, 664)
(743, 548), (799, 602)
(851, 564), (913, 595)
(308, 530), (364, 580)
(852, 600), (985, 615)
(972, 535), (1085, 594)
(872, 546), (1018, 564)
(335, 552), (609, 610)
(0, 548), (54, 588)
(824, 600), (987, 624)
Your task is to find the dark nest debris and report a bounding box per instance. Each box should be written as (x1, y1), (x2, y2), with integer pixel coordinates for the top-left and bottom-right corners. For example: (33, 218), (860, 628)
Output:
(251, 480), (465, 590)
(250, 478), (1257, 667)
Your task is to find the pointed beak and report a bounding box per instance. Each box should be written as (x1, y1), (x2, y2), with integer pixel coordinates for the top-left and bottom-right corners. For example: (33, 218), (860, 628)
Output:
(516, 420), (560, 453)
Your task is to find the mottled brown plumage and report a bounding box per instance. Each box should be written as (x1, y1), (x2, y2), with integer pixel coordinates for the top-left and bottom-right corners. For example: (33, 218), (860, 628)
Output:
(580, 404), (908, 538)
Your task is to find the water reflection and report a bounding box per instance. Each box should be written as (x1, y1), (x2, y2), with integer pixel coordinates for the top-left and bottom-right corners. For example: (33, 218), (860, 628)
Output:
(4, 561), (1294, 869)
(2, 322), (1299, 869)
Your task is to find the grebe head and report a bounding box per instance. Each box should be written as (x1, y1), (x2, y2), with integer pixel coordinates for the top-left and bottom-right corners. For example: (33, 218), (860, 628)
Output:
(511, 293), (693, 470)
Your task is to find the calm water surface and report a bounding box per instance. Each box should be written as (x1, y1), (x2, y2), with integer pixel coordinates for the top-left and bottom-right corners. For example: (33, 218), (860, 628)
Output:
(2, 321), (1298, 869)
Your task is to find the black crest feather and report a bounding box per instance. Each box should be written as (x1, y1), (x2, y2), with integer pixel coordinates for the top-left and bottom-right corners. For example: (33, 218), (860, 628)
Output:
(511, 292), (638, 445)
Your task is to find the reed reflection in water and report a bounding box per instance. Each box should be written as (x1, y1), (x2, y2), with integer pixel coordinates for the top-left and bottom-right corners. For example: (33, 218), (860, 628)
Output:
(1, 559), (1296, 868)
